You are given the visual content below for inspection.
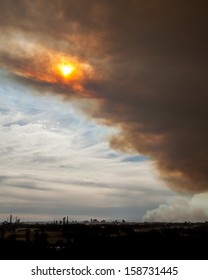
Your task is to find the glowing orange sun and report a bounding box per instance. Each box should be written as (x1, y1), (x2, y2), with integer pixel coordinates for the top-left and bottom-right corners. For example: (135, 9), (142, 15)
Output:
(58, 63), (75, 77)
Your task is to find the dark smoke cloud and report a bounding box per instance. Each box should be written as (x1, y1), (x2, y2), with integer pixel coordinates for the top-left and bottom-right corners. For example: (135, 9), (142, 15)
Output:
(0, 0), (208, 192)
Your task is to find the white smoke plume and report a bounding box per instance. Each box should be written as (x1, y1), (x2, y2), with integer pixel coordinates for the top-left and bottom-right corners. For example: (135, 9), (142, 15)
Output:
(143, 192), (208, 222)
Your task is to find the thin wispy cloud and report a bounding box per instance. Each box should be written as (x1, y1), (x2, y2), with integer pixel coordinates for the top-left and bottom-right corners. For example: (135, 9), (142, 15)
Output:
(0, 77), (171, 221)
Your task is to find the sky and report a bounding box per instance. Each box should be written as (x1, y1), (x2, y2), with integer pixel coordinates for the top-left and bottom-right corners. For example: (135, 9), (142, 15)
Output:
(0, 0), (208, 222)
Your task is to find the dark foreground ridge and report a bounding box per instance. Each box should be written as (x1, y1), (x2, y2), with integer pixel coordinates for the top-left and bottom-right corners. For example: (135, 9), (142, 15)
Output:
(0, 222), (208, 260)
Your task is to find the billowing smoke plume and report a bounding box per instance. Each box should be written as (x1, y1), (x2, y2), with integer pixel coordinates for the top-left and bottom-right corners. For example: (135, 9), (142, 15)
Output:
(0, 0), (208, 193)
(143, 193), (208, 222)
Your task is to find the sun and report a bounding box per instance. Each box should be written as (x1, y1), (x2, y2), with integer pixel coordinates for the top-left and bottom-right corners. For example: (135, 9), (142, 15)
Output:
(58, 63), (75, 77)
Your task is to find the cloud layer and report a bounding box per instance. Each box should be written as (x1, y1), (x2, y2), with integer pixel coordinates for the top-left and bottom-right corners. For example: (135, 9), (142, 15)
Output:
(0, 77), (172, 221)
(0, 0), (208, 195)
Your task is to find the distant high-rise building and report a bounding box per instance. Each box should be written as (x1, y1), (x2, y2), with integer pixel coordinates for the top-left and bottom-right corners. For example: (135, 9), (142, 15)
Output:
(10, 214), (12, 223)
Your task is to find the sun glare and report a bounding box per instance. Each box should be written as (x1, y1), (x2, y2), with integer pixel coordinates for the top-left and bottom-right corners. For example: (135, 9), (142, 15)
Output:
(58, 63), (75, 77)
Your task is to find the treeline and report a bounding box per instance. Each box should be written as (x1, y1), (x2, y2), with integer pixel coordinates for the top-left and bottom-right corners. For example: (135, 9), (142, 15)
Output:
(0, 223), (208, 259)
